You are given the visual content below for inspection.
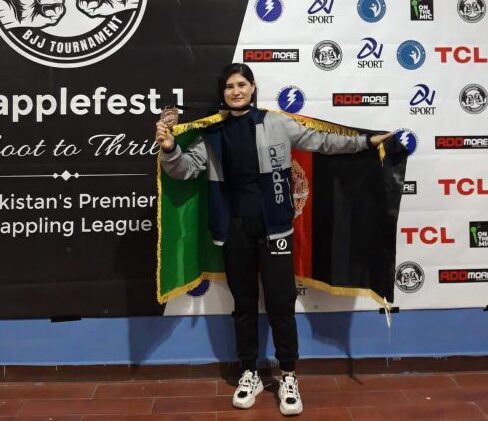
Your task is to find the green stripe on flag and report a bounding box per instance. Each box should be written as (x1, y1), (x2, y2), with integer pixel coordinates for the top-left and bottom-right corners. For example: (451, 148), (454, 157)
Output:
(157, 129), (224, 303)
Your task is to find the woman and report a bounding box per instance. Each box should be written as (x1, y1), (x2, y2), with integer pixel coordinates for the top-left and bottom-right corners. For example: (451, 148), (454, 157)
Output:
(156, 63), (391, 416)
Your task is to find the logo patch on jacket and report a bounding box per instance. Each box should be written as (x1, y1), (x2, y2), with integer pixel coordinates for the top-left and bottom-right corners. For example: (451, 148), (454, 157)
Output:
(269, 143), (286, 204)
(269, 236), (292, 255)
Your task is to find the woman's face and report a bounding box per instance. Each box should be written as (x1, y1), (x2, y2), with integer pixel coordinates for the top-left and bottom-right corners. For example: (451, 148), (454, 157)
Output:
(223, 73), (255, 108)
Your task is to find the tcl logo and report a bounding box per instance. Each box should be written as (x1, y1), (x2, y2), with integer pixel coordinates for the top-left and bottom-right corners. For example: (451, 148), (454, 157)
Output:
(401, 227), (455, 244)
(435, 46), (488, 63)
(438, 178), (488, 195)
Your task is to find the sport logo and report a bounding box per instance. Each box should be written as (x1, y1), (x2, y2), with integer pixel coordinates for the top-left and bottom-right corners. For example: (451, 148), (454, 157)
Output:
(439, 269), (488, 283)
(255, 0), (283, 22)
(269, 143), (286, 204)
(243, 49), (299, 63)
(457, 0), (486, 22)
(395, 261), (425, 293)
(470, 222), (488, 247)
(357, 0), (386, 22)
(0, 0), (147, 68)
(410, 84), (436, 115)
(394, 129), (418, 155)
(435, 136), (488, 149)
(411, 0), (434, 20)
(357, 37), (384, 68)
(307, 0), (334, 23)
(333, 93), (389, 106)
(277, 86), (305, 114)
(312, 40), (342, 71)
(397, 40), (426, 70)
(459, 84), (487, 114)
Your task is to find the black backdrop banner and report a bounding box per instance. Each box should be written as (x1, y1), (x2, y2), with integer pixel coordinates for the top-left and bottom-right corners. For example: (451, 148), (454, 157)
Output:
(0, 0), (249, 319)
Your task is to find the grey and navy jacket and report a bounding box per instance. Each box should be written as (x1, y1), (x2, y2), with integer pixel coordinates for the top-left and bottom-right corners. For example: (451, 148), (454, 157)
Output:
(160, 108), (370, 245)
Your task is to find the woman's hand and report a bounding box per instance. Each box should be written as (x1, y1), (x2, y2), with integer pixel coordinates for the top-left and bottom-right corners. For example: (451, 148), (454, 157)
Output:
(155, 120), (175, 152)
(370, 131), (394, 147)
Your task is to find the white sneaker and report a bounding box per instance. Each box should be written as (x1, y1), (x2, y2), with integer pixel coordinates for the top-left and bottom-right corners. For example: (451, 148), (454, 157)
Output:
(278, 374), (303, 416)
(232, 370), (264, 409)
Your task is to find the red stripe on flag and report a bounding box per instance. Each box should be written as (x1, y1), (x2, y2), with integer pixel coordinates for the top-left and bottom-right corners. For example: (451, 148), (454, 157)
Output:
(292, 149), (313, 278)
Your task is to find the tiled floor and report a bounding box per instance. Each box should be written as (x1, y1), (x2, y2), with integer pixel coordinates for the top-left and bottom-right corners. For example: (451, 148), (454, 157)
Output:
(0, 372), (488, 420)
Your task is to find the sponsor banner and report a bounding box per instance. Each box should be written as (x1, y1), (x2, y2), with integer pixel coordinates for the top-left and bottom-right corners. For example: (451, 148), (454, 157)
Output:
(1, 0), (488, 316)
(470, 221), (488, 247)
(435, 136), (488, 149)
(332, 93), (389, 106)
(439, 269), (488, 283)
(243, 49), (299, 62)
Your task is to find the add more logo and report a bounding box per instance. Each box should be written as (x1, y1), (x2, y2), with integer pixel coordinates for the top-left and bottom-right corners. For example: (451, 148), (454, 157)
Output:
(470, 221), (488, 247)
(395, 261), (425, 293)
(0, 0), (147, 68)
(277, 86), (306, 114)
(255, 0), (283, 22)
(459, 84), (488, 114)
(410, 84), (436, 115)
(397, 40), (426, 70)
(357, 0), (386, 22)
(439, 269), (488, 283)
(312, 40), (342, 71)
(394, 129), (418, 155)
(307, 0), (335, 24)
(357, 37), (384, 69)
(243, 49), (299, 63)
(435, 136), (488, 149)
(411, 0), (434, 20)
(332, 93), (388, 106)
(458, 0), (486, 22)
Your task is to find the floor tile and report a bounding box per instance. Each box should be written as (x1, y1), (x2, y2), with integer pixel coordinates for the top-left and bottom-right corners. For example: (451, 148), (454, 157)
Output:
(94, 380), (217, 398)
(19, 399), (153, 416)
(0, 383), (95, 399)
(336, 374), (457, 391)
(349, 402), (487, 421)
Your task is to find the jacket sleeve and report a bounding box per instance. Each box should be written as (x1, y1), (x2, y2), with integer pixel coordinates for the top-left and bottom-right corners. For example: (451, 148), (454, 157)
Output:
(278, 113), (369, 154)
(159, 135), (207, 180)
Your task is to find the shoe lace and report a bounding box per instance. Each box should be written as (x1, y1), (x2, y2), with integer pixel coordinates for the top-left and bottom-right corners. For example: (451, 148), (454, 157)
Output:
(237, 370), (256, 393)
(281, 375), (300, 400)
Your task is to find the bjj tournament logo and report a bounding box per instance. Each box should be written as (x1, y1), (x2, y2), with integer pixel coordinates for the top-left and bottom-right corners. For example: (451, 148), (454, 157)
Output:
(457, 0), (486, 22)
(459, 84), (488, 114)
(395, 261), (425, 293)
(312, 40), (342, 71)
(0, 0), (147, 68)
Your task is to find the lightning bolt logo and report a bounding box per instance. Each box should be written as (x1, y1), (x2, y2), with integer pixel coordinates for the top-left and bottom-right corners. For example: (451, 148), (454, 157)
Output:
(400, 131), (410, 148)
(285, 88), (297, 110)
(264, 0), (275, 17)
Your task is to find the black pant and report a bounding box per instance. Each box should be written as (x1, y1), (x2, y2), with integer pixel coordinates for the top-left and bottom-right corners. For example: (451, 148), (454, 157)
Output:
(223, 217), (298, 372)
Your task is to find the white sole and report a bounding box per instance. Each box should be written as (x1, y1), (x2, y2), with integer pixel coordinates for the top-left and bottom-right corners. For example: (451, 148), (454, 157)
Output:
(279, 401), (303, 416)
(232, 379), (264, 409)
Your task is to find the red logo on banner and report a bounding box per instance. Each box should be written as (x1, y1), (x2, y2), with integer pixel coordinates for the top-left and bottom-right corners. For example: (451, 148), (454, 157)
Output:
(435, 46), (488, 63)
(438, 179), (488, 195)
(401, 227), (455, 244)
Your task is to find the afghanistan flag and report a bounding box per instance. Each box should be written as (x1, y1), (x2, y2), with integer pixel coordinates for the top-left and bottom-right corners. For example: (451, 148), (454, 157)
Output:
(157, 112), (408, 306)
